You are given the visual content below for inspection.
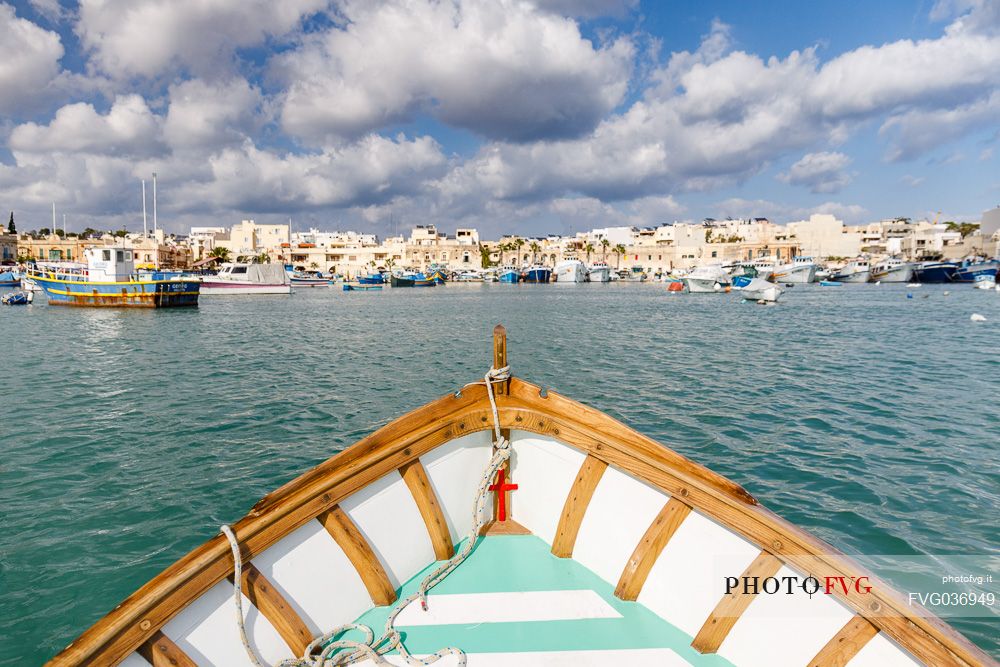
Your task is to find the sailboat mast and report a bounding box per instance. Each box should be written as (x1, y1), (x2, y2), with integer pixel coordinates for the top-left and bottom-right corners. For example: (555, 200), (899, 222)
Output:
(152, 172), (158, 236)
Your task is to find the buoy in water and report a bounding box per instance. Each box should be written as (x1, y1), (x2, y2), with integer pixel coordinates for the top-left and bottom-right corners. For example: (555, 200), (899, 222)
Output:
(943, 291), (950, 296)
(970, 313), (987, 322)
(906, 293), (913, 299)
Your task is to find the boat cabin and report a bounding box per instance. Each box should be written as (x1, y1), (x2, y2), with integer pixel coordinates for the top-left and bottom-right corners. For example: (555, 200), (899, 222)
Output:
(85, 247), (136, 282)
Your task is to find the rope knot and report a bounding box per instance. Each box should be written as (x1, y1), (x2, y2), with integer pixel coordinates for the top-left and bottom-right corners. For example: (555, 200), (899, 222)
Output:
(487, 365), (510, 382)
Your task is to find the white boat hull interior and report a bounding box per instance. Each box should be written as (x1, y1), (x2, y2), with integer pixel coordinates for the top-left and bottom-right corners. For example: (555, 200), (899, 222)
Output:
(107, 428), (933, 667)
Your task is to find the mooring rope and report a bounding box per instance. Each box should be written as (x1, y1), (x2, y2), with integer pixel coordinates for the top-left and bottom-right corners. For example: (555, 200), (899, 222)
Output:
(221, 365), (511, 666)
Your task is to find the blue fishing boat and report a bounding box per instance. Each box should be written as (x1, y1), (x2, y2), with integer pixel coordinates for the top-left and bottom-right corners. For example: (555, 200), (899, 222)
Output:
(730, 275), (753, 289)
(912, 261), (958, 283)
(342, 283), (382, 291)
(952, 258), (999, 283)
(428, 270), (448, 285)
(357, 273), (385, 285)
(0, 268), (21, 287)
(27, 247), (200, 308)
(499, 264), (520, 283)
(522, 265), (551, 283)
(1, 290), (31, 305)
(819, 280), (843, 286)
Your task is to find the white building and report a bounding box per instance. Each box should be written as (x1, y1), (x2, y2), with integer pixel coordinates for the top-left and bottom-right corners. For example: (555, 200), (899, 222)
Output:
(785, 214), (862, 258)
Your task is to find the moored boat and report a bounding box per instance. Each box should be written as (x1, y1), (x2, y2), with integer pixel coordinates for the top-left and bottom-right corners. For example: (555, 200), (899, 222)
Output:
(27, 248), (200, 308)
(47, 326), (995, 667)
(973, 274), (996, 290)
(0, 268), (22, 287)
(1, 289), (32, 305)
(522, 265), (551, 283)
(201, 263), (291, 295)
(734, 277), (782, 302)
(831, 259), (871, 284)
(498, 265), (520, 283)
(588, 261), (611, 283)
(952, 258), (999, 283)
(912, 261), (958, 283)
(358, 274), (386, 285)
(870, 257), (915, 283)
(771, 256), (817, 283)
(428, 270), (448, 285)
(342, 283), (383, 291)
(684, 265), (730, 293)
(553, 259), (586, 283)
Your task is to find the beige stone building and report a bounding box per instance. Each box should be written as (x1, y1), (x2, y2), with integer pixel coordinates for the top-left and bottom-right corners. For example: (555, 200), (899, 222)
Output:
(16, 232), (192, 268)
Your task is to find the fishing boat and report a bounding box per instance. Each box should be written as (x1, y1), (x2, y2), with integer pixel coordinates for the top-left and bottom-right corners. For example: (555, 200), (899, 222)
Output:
(201, 263), (292, 295)
(830, 259), (871, 284)
(26, 248), (200, 308)
(1, 289), (32, 305)
(522, 265), (551, 283)
(47, 326), (994, 667)
(973, 274), (996, 290)
(498, 265), (520, 284)
(428, 270), (448, 285)
(342, 283), (383, 291)
(357, 274), (385, 285)
(588, 261), (611, 283)
(390, 273), (436, 288)
(553, 259), (586, 283)
(819, 280), (843, 287)
(771, 256), (817, 284)
(952, 258), (999, 283)
(912, 261), (958, 283)
(454, 271), (484, 283)
(285, 265), (332, 288)
(734, 277), (782, 302)
(684, 265), (731, 293)
(869, 258), (915, 283)
(0, 267), (21, 287)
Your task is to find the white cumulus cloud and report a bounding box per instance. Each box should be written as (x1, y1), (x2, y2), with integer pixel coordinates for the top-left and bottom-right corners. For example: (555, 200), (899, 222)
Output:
(777, 152), (853, 193)
(275, 0), (633, 143)
(0, 4), (65, 115)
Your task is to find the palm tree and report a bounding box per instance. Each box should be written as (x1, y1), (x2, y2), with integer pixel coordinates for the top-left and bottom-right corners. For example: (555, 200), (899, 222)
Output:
(479, 244), (491, 269)
(385, 257), (396, 274)
(600, 238), (610, 260)
(515, 238), (525, 265)
(255, 251), (271, 264)
(208, 246), (231, 262)
(584, 243), (594, 263)
(529, 241), (540, 264)
(614, 243), (627, 269)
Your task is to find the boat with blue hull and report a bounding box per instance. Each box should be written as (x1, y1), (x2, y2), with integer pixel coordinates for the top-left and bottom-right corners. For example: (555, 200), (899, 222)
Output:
(0, 268), (22, 287)
(953, 258), (999, 283)
(912, 261), (958, 283)
(27, 247), (199, 308)
(522, 265), (551, 283)
(357, 273), (385, 285)
(499, 265), (520, 283)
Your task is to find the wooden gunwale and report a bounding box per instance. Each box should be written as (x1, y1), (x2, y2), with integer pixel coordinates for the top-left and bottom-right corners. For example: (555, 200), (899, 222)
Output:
(47, 378), (994, 667)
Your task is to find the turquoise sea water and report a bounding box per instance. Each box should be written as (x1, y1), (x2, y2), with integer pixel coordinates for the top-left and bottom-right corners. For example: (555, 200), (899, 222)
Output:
(1, 282), (998, 664)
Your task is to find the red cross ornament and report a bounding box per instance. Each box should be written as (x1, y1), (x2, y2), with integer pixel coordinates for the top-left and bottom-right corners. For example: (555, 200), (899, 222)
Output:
(488, 468), (518, 522)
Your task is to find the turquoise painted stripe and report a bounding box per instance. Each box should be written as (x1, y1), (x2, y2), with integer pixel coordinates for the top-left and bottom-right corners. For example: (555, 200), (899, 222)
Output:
(347, 535), (736, 666)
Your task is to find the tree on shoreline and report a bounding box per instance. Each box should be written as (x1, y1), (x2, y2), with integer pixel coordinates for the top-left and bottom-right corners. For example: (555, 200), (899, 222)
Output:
(600, 238), (609, 260)
(7, 212), (14, 234)
(614, 243), (627, 269)
(208, 246), (231, 262)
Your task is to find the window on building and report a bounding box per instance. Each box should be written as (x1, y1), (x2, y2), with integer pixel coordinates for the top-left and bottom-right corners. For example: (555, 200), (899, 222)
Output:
(711, 251), (717, 258)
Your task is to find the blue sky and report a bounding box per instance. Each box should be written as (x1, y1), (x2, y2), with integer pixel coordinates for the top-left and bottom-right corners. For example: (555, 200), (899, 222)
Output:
(1, 0), (998, 236)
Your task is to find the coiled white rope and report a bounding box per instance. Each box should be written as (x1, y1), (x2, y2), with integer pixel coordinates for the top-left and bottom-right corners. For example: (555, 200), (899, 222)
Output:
(222, 365), (512, 666)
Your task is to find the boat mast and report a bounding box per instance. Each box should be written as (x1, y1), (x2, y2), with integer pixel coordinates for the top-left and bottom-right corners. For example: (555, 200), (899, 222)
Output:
(142, 180), (148, 237)
(152, 172), (158, 237)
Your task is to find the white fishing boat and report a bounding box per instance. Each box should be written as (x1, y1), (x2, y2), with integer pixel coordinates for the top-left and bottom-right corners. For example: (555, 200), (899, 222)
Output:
(588, 261), (611, 283)
(684, 265), (731, 293)
(771, 256), (817, 284)
(201, 263), (292, 295)
(553, 259), (586, 283)
(48, 326), (993, 667)
(973, 274), (996, 290)
(870, 258), (915, 283)
(735, 277), (782, 302)
(454, 271), (484, 283)
(831, 259), (871, 284)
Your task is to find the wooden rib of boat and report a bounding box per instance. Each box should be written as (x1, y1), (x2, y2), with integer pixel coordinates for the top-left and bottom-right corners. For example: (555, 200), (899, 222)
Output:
(49, 326), (995, 667)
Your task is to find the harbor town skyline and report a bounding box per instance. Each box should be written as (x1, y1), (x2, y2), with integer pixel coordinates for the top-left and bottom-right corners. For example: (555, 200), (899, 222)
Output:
(1, 0), (999, 237)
